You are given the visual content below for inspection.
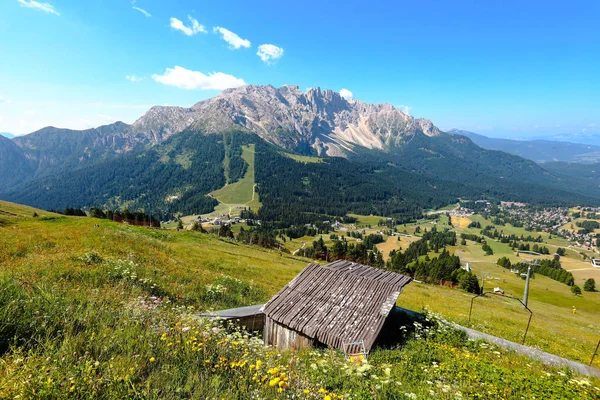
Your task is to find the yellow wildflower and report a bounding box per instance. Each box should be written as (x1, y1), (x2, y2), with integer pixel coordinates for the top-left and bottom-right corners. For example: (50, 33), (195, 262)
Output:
(149, 357), (155, 363)
(269, 377), (281, 386)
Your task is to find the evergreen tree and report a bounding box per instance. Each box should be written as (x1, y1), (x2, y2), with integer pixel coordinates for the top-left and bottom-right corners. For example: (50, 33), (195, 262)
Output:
(584, 278), (596, 292)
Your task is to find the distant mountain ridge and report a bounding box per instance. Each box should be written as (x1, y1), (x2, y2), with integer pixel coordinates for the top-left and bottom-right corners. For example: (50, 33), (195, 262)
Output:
(0, 132), (14, 139)
(128, 85), (442, 157)
(1, 85), (600, 219)
(449, 129), (600, 164)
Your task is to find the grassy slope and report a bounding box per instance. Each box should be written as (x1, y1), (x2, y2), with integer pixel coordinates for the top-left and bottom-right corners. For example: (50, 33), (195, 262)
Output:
(1, 202), (599, 398)
(0, 201), (304, 298)
(401, 213), (600, 364)
(209, 144), (261, 214)
(280, 212), (600, 365)
(281, 152), (323, 163)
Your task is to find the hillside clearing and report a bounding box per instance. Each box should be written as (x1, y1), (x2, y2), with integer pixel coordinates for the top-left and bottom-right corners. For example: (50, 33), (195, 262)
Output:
(208, 144), (261, 215)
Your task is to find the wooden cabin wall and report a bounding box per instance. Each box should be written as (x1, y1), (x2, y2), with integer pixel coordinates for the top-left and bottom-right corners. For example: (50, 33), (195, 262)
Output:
(264, 318), (314, 351)
(233, 313), (265, 332)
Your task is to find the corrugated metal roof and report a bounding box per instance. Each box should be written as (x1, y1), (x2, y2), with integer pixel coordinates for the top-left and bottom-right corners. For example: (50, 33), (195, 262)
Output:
(199, 304), (264, 319)
(262, 260), (412, 352)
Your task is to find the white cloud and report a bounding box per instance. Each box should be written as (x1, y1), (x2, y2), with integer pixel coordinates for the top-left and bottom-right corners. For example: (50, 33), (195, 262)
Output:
(397, 104), (411, 115)
(339, 88), (353, 100)
(170, 16), (206, 36)
(0, 96), (12, 104)
(23, 109), (36, 115)
(152, 66), (245, 90)
(131, 0), (151, 17)
(132, 6), (151, 17)
(213, 26), (251, 49)
(257, 44), (284, 64)
(17, 0), (59, 16)
(126, 75), (144, 82)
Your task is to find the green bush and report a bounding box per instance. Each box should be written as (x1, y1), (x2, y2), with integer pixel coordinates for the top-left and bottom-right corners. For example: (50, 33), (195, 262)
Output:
(584, 278), (596, 292)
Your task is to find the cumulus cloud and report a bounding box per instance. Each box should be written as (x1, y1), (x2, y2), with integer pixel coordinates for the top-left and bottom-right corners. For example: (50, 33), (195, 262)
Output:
(256, 44), (284, 64)
(397, 104), (411, 115)
(170, 16), (206, 36)
(17, 0), (59, 15)
(213, 26), (251, 49)
(126, 75), (144, 82)
(339, 88), (353, 100)
(152, 66), (245, 90)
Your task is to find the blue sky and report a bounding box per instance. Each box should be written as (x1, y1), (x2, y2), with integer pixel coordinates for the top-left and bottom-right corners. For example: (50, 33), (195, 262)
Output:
(0, 0), (598, 138)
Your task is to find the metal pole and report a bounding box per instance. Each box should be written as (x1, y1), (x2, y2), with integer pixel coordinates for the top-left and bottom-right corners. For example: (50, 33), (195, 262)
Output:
(591, 339), (600, 367)
(522, 310), (533, 345)
(523, 265), (532, 308)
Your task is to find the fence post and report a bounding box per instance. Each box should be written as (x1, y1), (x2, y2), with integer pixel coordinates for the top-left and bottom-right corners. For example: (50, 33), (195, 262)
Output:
(591, 339), (600, 367)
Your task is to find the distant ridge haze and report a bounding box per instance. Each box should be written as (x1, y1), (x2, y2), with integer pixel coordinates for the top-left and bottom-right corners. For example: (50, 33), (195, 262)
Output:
(449, 129), (600, 164)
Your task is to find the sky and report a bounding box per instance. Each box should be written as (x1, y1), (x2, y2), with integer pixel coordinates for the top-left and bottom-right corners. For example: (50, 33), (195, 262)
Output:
(0, 0), (599, 139)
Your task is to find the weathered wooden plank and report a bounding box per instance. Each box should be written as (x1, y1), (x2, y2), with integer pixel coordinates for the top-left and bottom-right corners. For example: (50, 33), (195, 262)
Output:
(263, 261), (412, 353)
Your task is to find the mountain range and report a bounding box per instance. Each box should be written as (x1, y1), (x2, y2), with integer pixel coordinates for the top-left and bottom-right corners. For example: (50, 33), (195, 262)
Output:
(0, 133), (14, 139)
(451, 129), (600, 164)
(1, 85), (599, 223)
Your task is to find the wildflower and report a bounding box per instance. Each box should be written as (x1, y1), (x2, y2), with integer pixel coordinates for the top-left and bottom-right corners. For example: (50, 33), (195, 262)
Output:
(269, 377), (281, 386)
(149, 357), (155, 363)
(324, 396), (332, 400)
(303, 389), (310, 394)
(182, 327), (191, 332)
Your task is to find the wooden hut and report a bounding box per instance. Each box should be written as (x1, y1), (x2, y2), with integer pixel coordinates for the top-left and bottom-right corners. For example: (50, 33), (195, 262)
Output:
(262, 260), (412, 353)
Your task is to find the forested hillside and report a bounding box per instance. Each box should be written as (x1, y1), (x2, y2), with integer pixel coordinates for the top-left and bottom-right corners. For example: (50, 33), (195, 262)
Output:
(2, 127), (600, 224)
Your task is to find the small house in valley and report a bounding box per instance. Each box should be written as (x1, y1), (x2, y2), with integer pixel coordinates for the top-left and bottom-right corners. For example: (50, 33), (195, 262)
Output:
(261, 260), (412, 354)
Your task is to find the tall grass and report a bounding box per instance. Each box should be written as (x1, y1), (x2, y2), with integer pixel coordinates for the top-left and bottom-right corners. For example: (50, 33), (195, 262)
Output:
(0, 201), (599, 398)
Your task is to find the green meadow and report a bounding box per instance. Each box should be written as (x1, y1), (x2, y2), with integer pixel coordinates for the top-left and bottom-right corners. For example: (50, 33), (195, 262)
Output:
(209, 144), (261, 214)
(0, 202), (599, 398)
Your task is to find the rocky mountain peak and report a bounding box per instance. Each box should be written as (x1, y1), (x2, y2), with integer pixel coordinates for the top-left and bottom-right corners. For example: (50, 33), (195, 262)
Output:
(128, 84), (444, 156)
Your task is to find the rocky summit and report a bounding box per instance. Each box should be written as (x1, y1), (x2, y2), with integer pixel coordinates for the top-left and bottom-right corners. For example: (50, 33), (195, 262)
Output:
(128, 85), (443, 156)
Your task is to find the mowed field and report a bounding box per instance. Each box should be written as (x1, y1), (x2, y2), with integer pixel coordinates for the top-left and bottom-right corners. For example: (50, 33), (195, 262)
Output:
(209, 144), (261, 214)
(376, 234), (418, 259)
